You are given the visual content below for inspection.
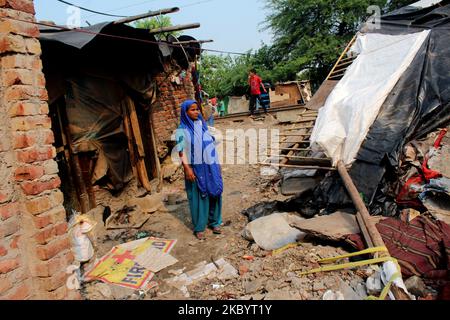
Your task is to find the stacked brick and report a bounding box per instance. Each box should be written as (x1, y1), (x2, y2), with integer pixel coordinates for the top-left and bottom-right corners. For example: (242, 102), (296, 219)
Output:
(0, 0), (78, 299)
(152, 62), (195, 156)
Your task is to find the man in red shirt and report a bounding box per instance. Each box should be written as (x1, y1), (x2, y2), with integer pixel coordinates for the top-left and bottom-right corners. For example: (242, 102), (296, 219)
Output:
(248, 68), (267, 115)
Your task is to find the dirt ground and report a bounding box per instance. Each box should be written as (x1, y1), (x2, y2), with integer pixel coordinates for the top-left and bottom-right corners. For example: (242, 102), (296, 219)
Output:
(79, 115), (367, 300)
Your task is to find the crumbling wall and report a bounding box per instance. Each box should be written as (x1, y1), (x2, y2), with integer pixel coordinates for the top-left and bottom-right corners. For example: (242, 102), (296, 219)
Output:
(0, 0), (78, 300)
(152, 61), (195, 158)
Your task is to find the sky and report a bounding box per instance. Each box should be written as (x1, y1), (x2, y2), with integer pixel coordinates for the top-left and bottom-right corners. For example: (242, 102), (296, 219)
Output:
(34, 0), (274, 55)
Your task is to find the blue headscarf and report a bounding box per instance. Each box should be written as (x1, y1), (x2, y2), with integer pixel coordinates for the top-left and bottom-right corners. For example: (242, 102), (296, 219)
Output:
(178, 100), (223, 197)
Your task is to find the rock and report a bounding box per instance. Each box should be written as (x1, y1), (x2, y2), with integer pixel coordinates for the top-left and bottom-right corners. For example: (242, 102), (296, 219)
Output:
(239, 265), (249, 276)
(245, 213), (304, 250)
(251, 293), (266, 300)
(244, 279), (263, 294)
(264, 279), (280, 292)
(291, 277), (309, 290)
(313, 280), (326, 291)
(405, 276), (428, 297)
(265, 288), (302, 300)
(336, 279), (364, 300)
(322, 290), (345, 300)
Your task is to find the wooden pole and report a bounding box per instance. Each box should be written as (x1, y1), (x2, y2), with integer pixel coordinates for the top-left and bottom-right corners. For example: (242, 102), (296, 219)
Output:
(148, 23), (200, 34)
(60, 107), (90, 213)
(113, 7), (180, 25)
(336, 160), (410, 300)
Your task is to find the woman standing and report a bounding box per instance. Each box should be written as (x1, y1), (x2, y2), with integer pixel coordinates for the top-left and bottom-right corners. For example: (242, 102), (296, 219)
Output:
(176, 100), (223, 240)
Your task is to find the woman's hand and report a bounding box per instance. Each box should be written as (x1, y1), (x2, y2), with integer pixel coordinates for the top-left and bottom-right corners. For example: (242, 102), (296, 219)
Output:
(184, 165), (196, 182)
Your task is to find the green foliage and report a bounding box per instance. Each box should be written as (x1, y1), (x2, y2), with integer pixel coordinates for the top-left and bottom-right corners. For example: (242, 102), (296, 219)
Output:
(133, 16), (181, 40)
(200, 0), (416, 97)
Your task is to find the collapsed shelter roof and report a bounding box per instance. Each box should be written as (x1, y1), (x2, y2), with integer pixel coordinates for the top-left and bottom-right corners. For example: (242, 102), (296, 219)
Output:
(311, 1), (450, 209)
(38, 22), (199, 191)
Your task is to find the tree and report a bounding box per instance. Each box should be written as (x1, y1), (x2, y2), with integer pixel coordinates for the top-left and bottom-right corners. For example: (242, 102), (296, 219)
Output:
(263, 0), (416, 87)
(133, 16), (181, 40)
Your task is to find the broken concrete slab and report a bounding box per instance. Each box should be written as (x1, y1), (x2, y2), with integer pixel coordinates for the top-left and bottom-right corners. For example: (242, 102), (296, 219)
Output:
(244, 278), (263, 294)
(244, 213), (305, 250)
(290, 211), (360, 241)
(265, 288), (303, 300)
(127, 193), (164, 214)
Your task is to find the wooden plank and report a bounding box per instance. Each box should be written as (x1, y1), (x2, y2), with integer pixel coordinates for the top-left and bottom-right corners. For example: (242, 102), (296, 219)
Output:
(127, 98), (145, 157)
(326, 35), (356, 81)
(122, 106), (138, 181)
(259, 162), (336, 170)
(126, 97), (152, 192)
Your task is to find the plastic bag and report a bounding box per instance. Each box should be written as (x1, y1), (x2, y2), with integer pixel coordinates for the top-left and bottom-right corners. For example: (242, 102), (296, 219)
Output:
(68, 213), (96, 263)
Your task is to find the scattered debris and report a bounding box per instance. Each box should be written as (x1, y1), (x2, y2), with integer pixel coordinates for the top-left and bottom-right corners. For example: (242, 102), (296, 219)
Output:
(84, 237), (177, 290)
(243, 213), (305, 250)
(68, 213), (96, 263)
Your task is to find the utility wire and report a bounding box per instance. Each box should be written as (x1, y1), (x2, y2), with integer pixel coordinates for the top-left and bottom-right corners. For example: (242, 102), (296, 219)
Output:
(55, 0), (127, 18)
(8, 16), (247, 55)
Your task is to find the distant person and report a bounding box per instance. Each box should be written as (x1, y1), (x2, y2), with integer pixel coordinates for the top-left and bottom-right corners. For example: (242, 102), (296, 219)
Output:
(176, 100), (223, 240)
(217, 100), (226, 117)
(248, 68), (267, 115)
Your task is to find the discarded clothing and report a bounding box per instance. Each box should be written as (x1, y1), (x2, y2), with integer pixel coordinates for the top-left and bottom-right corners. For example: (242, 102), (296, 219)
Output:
(345, 214), (450, 296)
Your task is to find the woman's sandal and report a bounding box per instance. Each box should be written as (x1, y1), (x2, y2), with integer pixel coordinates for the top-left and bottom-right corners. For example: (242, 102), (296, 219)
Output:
(212, 227), (222, 234)
(195, 232), (205, 240)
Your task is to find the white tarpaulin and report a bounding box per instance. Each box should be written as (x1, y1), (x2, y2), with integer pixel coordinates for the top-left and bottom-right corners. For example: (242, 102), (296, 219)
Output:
(310, 31), (430, 165)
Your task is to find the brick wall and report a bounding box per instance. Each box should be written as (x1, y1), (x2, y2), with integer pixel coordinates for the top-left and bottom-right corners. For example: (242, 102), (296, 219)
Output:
(0, 0), (78, 300)
(152, 62), (195, 157)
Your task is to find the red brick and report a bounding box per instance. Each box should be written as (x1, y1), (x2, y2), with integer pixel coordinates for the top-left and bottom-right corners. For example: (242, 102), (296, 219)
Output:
(43, 130), (54, 144)
(1, 0), (35, 14)
(14, 165), (44, 181)
(0, 257), (19, 274)
(25, 38), (41, 55)
(16, 145), (55, 163)
(12, 131), (36, 149)
(4, 282), (31, 300)
(2, 69), (33, 86)
(32, 206), (66, 228)
(0, 217), (19, 237)
(0, 18), (39, 37)
(11, 115), (51, 131)
(0, 34), (26, 54)
(9, 101), (48, 116)
(0, 245), (7, 256)
(25, 195), (51, 215)
(0, 276), (13, 293)
(55, 222), (68, 236)
(36, 237), (71, 261)
(1, 54), (39, 69)
(37, 270), (67, 292)
(0, 202), (19, 221)
(9, 235), (20, 249)
(46, 285), (67, 300)
(35, 223), (67, 245)
(32, 255), (61, 277)
(20, 176), (61, 196)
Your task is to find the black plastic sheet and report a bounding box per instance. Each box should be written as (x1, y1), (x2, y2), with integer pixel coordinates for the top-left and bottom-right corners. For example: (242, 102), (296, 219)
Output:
(314, 3), (450, 213)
